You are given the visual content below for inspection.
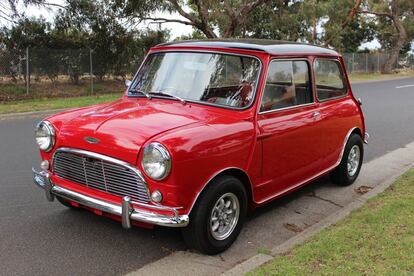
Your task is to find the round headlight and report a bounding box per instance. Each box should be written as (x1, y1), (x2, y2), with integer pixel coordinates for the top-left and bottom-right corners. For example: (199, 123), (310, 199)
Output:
(35, 121), (55, 152)
(141, 143), (171, 181)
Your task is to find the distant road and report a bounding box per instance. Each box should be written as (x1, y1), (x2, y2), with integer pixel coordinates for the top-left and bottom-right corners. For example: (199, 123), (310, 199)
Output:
(0, 77), (413, 275)
(351, 77), (414, 161)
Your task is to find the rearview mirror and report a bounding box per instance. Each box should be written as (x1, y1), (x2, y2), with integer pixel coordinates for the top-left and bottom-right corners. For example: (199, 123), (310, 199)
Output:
(125, 80), (132, 87)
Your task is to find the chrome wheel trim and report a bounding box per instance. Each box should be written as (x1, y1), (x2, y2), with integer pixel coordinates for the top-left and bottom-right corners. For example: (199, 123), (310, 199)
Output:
(347, 145), (360, 177)
(209, 192), (240, 241)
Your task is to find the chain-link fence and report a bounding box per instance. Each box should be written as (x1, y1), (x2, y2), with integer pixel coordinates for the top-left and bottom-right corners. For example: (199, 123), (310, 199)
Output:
(343, 52), (414, 73)
(1, 48), (413, 102)
(0, 48), (142, 101)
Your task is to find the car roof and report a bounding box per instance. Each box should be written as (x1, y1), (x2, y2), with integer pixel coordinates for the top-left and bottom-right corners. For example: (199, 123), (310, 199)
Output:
(156, 39), (340, 56)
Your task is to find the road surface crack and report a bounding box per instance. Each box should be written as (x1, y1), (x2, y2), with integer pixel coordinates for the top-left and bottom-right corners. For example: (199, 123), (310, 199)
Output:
(307, 191), (344, 208)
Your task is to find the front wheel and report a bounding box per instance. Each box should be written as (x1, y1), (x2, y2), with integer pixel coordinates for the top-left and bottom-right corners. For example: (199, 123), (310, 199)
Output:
(330, 133), (364, 186)
(181, 175), (247, 255)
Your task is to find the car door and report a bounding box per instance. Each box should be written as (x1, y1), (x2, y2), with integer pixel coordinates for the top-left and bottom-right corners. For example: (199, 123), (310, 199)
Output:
(314, 58), (352, 170)
(256, 59), (323, 202)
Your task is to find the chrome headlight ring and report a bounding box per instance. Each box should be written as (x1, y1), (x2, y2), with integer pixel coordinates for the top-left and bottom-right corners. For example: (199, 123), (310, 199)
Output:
(141, 142), (171, 181)
(35, 121), (55, 152)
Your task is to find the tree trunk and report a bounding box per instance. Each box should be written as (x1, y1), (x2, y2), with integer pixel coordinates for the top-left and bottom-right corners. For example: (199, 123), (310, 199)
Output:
(383, 0), (407, 73)
(197, 23), (218, 38)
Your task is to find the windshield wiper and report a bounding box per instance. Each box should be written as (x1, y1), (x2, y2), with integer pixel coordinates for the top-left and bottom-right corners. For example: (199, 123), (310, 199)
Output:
(148, 91), (186, 105)
(128, 88), (151, 99)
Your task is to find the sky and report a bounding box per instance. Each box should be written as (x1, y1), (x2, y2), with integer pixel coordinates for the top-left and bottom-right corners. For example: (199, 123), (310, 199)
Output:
(2, 0), (381, 49)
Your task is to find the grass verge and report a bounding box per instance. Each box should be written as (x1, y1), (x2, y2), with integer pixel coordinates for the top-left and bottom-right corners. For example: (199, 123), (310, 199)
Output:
(0, 70), (413, 115)
(0, 93), (122, 114)
(250, 169), (414, 275)
(348, 70), (414, 83)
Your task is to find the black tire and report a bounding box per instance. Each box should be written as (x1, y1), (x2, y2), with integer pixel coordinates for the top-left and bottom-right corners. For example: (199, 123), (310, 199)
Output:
(181, 175), (247, 255)
(56, 196), (78, 209)
(330, 133), (364, 186)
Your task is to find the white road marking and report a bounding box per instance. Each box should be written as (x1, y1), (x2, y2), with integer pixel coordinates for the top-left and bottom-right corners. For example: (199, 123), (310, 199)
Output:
(396, 84), (414, 89)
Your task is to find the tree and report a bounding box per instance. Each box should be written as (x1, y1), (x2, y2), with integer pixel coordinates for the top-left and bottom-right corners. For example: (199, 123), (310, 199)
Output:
(245, 0), (309, 41)
(359, 0), (411, 72)
(54, 0), (169, 81)
(113, 0), (273, 38)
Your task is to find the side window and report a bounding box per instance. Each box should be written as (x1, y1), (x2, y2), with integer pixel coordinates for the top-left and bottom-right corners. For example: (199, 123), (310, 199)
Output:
(260, 60), (313, 112)
(314, 59), (347, 101)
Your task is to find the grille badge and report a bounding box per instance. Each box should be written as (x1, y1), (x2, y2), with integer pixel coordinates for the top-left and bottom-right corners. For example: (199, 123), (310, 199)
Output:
(84, 137), (100, 144)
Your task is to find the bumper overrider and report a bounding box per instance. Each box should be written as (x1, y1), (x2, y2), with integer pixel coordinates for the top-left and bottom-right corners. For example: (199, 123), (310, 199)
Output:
(32, 168), (189, 228)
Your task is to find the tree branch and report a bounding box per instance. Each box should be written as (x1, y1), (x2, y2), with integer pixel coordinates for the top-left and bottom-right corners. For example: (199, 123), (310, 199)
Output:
(0, 13), (17, 24)
(141, 17), (196, 26)
(30, 0), (67, 9)
(166, 0), (199, 25)
(222, 0), (270, 37)
(341, 0), (362, 29)
(357, 10), (393, 19)
(238, 0), (270, 17)
(324, 0), (363, 46)
(165, 0), (217, 38)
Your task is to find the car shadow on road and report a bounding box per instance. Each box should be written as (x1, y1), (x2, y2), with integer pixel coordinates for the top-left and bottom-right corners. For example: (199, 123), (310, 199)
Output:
(249, 175), (333, 219)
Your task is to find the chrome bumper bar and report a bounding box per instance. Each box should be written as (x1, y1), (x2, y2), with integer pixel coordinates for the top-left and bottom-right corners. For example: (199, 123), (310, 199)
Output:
(32, 168), (189, 228)
(364, 132), (370, 144)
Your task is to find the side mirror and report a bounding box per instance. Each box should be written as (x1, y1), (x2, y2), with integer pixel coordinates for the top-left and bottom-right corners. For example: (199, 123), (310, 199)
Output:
(125, 80), (132, 88)
(357, 98), (363, 106)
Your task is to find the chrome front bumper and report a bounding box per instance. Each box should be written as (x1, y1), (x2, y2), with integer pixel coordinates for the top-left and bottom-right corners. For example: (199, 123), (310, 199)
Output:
(32, 168), (189, 228)
(364, 132), (370, 144)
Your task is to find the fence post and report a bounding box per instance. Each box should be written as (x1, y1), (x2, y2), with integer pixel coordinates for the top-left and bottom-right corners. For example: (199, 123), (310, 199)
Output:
(26, 47), (29, 95)
(377, 53), (380, 73)
(352, 53), (355, 73)
(90, 49), (93, 95)
(365, 53), (368, 73)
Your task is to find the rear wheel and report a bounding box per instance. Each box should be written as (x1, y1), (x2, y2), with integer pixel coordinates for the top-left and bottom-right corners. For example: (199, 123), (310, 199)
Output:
(330, 133), (364, 186)
(181, 175), (247, 255)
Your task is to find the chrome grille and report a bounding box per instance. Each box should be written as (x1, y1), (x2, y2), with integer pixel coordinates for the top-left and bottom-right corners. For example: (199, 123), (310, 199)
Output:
(53, 150), (149, 203)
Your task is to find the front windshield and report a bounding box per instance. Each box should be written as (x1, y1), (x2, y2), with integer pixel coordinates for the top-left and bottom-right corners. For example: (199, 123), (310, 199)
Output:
(129, 52), (261, 108)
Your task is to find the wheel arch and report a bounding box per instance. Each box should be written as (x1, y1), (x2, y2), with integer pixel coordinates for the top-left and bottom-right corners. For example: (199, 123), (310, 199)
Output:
(351, 127), (362, 139)
(188, 167), (254, 215)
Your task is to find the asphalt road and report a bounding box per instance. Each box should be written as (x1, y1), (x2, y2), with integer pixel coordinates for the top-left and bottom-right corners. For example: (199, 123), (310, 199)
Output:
(0, 77), (413, 275)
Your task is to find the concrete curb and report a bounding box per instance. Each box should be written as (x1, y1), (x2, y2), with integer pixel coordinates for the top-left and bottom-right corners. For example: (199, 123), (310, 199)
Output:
(223, 164), (413, 275)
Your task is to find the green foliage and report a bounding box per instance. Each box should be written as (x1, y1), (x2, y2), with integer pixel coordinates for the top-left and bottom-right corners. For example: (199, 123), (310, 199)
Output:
(0, 93), (122, 114)
(0, 2), (170, 83)
(374, 0), (413, 56)
(246, 1), (308, 41)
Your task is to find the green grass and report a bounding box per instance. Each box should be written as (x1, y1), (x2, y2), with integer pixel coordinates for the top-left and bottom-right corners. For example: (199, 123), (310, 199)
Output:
(0, 93), (122, 114)
(348, 70), (414, 83)
(0, 70), (413, 115)
(250, 169), (414, 276)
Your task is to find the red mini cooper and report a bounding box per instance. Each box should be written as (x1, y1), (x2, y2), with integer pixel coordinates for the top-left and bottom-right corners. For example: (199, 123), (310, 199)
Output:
(33, 40), (368, 254)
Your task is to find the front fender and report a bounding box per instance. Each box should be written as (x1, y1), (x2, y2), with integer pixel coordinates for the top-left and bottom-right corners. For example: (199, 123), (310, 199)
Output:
(141, 118), (256, 214)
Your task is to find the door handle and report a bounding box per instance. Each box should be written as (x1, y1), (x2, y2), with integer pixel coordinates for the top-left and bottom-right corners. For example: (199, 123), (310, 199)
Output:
(312, 111), (321, 118)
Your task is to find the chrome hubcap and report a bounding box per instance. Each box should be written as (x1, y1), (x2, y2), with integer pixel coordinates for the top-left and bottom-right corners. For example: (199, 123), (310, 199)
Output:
(347, 145), (360, 177)
(209, 193), (240, 241)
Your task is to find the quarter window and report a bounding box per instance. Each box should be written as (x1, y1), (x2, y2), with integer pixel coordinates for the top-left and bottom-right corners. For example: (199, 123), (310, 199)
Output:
(314, 59), (347, 100)
(260, 60), (313, 112)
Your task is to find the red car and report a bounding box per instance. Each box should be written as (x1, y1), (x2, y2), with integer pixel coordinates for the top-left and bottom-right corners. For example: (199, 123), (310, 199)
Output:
(33, 40), (368, 254)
